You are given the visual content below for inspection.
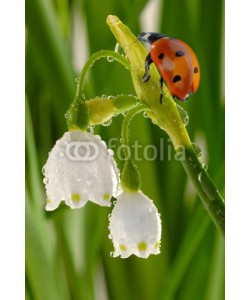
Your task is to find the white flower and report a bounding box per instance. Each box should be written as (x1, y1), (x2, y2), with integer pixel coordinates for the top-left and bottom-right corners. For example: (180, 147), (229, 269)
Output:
(109, 191), (162, 259)
(43, 131), (119, 210)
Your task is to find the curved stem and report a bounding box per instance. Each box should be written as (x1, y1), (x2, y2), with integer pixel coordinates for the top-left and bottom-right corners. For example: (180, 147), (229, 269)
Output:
(76, 50), (130, 99)
(66, 51), (131, 131)
(120, 104), (150, 191)
(121, 104), (150, 157)
(177, 145), (225, 235)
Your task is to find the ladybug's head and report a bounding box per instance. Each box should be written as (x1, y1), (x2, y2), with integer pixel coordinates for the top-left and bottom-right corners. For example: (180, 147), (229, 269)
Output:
(137, 32), (166, 44)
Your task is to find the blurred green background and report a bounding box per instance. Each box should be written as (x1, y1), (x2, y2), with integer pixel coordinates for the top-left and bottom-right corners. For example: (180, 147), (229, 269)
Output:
(25, 0), (225, 299)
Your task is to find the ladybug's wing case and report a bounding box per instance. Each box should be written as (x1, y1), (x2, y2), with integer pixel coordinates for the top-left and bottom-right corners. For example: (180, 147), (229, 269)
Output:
(178, 40), (200, 94)
(150, 37), (194, 100)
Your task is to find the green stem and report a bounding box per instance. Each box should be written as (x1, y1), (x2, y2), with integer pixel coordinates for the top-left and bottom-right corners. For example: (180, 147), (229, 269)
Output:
(76, 50), (130, 99)
(121, 104), (149, 156)
(120, 104), (150, 192)
(67, 50), (131, 131)
(177, 145), (225, 235)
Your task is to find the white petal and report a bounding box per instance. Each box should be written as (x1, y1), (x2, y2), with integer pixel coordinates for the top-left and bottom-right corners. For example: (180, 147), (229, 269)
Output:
(43, 131), (120, 210)
(109, 191), (162, 259)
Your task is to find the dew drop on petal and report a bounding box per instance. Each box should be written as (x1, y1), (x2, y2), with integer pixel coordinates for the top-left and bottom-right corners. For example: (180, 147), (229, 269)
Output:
(108, 149), (114, 156)
(114, 43), (125, 56)
(114, 42), (120, 53)
(86, 176), (95, 186)
(42, 167), (46, 175)
(43, 177), (49, 184)
(143, 111), (149, 118)
(95, 135), (101, 141)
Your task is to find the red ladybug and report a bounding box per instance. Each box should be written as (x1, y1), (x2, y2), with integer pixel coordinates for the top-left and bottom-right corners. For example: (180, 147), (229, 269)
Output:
(137, 32), (200, 103)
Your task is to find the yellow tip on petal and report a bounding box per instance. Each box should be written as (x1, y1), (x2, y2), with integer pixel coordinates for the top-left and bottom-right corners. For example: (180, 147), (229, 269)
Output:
(71, 193), (81, 202)
(119, 244), (127, 251)
(138, 241), (147, 252)
(154, 242), (160, 249)
(103, 193), (110, 200)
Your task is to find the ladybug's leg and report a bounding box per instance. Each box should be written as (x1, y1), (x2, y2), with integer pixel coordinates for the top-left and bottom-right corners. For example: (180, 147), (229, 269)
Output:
(159, 77), (164, 104)
(142, 53), (153, 82)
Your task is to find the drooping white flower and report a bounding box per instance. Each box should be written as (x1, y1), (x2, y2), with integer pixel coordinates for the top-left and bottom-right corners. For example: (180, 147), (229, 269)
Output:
(43, 131), (119, 210)
(109, 191), (162, 259)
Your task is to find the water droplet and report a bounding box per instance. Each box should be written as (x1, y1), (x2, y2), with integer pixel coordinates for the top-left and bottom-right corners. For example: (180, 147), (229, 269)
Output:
(108, 149), (114, 156)
(143, 112), (149, 118)
(203, 202), (209, 210)
(75, 77), (79, 83)
(192, 142), (202, 157)
(102, 119), (112, 127)
(87, 126), (94, 134)
(114, 43), (120, 53)
(110, 251), (114, 257)
(78, 95), (86, 103)
(198, 172), (202, 182)
(64, 112), (69, 119)
(42, 167), (46, 175)
(202, 164), (208, 171)
(176, 104), (189, 126)
(102, 94), (107, 98)
(43, 177), (49, 184)
(108, 95), (114, 99)
(107, 56), (114, 63)
(114, 43), (125, 56)
(86, 177), (95, 186)
(120, 138), (123, 143)
(108, 234), (112, 240)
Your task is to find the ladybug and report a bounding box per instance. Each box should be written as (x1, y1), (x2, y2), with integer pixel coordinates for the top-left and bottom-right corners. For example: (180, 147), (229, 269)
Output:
(137, 32), (200, 104)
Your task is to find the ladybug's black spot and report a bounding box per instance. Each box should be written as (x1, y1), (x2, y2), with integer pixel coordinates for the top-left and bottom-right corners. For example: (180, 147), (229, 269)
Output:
(176, 51), (184, 57)
(173, 75), (182, 83)
(158, 53), (164, 60)
(194, 67), (199, 73)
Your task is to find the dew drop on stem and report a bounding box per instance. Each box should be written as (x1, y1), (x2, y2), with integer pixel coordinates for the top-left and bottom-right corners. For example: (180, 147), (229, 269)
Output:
(114, 43), (125, 56)
(107, 56), (114, 63)
(176, 104), (189, 126)
(102, 119), (112, 127)
(192, 142), (202, 157)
